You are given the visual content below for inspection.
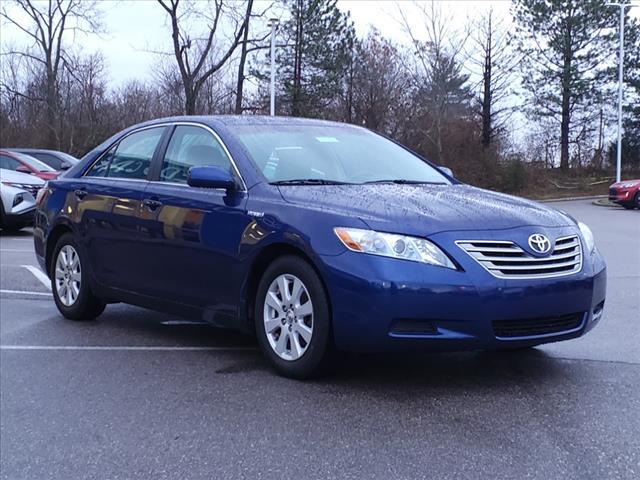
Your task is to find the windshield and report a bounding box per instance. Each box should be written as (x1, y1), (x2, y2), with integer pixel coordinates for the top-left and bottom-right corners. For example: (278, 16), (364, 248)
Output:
(233, 124), (450, 185)
(13, 152), (56, 172)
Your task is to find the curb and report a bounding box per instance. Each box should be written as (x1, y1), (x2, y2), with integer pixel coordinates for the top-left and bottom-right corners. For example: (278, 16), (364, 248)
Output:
(537, 195), (607, 203)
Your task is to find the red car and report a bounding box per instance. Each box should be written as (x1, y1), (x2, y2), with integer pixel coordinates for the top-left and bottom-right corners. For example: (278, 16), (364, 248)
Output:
(609, 179), (640, 210)
(0, 149), (60, 180)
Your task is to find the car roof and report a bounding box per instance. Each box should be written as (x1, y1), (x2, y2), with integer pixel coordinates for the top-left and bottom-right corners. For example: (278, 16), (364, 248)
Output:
(132, 115), (358, 130)
(5, 148), (66, 155)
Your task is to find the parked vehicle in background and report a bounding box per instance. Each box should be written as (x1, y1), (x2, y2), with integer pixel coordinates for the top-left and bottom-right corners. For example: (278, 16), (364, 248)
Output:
(609, 179), (640, 210)
(0, 150), (60, 180)
(34, 116), (607, 378)
(0, 168), (44, 232)
(5, 148), (79, 171)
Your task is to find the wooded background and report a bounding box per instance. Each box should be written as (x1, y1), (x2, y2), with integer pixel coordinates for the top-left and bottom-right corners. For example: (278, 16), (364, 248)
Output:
(1, 0), (639, 197)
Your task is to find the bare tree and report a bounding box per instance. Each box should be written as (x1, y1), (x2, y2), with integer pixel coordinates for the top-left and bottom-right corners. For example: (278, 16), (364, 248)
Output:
(398, 1), (471, 163)
(466, 8), (518, 149)
(156, 0), (253, 115)
(234, 3), (272, 114)
(0, 0), (101, 148)
(347, 30), (409, 135)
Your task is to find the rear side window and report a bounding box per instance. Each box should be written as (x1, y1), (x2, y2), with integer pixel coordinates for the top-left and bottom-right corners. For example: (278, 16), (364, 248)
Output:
(159, 125), (232, 184)
(85, 127), (164, 179)
(30, 152), (63, 170)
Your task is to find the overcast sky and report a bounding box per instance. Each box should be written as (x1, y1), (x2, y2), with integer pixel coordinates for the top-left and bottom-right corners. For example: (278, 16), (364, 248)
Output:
(1, 0), (637, 88)
(1, 0), (521, 85)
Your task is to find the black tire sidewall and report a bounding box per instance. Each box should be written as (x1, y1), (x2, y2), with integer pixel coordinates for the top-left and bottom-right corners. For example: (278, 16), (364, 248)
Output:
(51, 232), (103, 320)
(255, 255), (331, 379)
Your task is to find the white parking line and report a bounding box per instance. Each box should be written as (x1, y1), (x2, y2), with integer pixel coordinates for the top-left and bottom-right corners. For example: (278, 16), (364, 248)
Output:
(0, 345), (257, 351)
(22, 265), (51, 290)
(0, 289), (51, 296)
(1, 249), (34, 252)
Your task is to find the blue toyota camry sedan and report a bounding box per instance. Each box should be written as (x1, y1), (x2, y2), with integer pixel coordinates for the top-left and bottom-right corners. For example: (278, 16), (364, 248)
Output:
(34, 116), (607, 378)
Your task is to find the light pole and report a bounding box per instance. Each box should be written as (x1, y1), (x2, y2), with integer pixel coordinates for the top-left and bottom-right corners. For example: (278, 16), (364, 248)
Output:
(267, 18), (279, 116)
(606, 2), (636, 183)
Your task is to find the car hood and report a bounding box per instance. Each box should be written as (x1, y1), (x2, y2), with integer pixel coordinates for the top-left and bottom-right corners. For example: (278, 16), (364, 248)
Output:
(0, 168), (46, 185)
(610, 179), (640, 189)
(277, 183), (574, 236)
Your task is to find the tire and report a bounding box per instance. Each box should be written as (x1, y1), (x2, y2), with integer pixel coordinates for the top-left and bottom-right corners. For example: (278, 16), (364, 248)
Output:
(255, 255), (332, 379)
(50, 232), (105, 321)
(635, 192), (640, 209)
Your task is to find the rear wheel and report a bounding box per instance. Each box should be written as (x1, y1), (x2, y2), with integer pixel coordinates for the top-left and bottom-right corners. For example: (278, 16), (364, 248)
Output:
(255, 255), (332, 379)
(51, 233), (105, 321)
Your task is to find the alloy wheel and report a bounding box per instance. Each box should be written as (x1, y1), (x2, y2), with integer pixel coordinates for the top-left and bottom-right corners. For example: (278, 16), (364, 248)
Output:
(263, 274), (314, 361)
(54, 245), (81, 307)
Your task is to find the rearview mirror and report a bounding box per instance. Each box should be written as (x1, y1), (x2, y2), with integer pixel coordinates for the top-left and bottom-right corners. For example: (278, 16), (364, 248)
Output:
(438, 166), (454, 178)
(187, 166), (237, 190)
(60, 162), (72, 170)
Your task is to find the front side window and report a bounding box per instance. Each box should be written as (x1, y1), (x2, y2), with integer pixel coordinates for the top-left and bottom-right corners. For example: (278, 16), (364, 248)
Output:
(86, 127), (164, 179)
(160, 125), (232, 184)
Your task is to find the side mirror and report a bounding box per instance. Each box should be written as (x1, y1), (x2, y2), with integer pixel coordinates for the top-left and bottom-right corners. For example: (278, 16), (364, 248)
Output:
(438, 166), (454, 178)
(16, 165), (32, 174)
(187, 166), (237, 190)
(60, 162), (72, 170)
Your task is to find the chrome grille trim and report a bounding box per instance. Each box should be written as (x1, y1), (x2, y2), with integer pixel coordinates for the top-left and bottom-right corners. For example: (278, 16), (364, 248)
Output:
(456, 235), (583, 279)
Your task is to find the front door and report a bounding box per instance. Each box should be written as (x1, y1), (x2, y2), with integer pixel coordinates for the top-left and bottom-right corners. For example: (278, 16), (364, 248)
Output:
(138, 124), (250, 317)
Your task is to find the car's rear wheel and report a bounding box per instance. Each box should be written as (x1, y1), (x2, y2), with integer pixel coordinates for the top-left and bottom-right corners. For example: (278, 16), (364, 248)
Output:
(51, 233), (105, 321)
(255, 255), (332, 379)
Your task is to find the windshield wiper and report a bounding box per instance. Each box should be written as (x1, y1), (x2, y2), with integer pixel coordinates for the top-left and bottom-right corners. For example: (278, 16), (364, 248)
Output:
(270, 179), (354, 186)
(362, 179), (446, 185)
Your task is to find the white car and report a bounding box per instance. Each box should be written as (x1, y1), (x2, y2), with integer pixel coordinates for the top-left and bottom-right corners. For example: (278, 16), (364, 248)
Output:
(0, 168), (45, 232)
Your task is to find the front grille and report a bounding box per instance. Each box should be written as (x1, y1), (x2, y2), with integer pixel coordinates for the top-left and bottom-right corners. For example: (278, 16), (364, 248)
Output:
(456, 235), (582, 279)
(609, 188), (618, 197)
(23, 185), (40, 197)
(493, 313), (584, 338)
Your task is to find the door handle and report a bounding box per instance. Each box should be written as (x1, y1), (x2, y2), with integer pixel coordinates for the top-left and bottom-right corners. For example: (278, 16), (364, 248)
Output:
(143, 198), (162, 211)
(74, 189), (87, 200)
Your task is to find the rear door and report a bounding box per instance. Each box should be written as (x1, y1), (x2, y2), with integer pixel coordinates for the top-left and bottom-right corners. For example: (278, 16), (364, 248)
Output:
(78, 126), (167, 291)
(137, 124), (250, 313)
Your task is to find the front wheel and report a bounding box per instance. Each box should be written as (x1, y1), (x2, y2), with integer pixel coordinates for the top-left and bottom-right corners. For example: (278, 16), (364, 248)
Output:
(51, 233), (105, 321)
(255, 255), (332, 379)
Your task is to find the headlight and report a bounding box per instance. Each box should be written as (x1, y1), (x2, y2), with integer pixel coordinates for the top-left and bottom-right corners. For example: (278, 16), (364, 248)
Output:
(578, 221), (595, 253)
(334, 227), (456, 269)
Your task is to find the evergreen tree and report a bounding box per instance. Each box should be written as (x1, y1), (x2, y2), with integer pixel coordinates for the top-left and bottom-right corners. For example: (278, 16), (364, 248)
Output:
(620, 13), (640, 170)
(277, 0), (355, 117)
(513, 0), (617, 170)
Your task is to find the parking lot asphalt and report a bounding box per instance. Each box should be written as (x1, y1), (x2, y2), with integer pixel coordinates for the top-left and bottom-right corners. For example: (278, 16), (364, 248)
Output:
(1, 200), (639, 480)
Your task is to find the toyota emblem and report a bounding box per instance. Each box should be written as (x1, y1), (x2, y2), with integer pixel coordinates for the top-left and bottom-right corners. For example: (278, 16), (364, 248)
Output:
(528, 234), (551, 254)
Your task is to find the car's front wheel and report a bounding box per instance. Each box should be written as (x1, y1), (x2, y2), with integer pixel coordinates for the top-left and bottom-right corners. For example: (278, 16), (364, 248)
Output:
(51, 233), (105, 321)
(255, 255), (332, 379)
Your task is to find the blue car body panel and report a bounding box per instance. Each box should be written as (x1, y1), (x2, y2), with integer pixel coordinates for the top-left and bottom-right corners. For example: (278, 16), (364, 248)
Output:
(34, 116), (606, 350)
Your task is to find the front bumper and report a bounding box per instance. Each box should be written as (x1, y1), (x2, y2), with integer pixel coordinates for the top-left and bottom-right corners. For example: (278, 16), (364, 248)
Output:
(3, 207), (35, 227)
(609, 187), (636, 204)
(319, 226), (607, 352)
